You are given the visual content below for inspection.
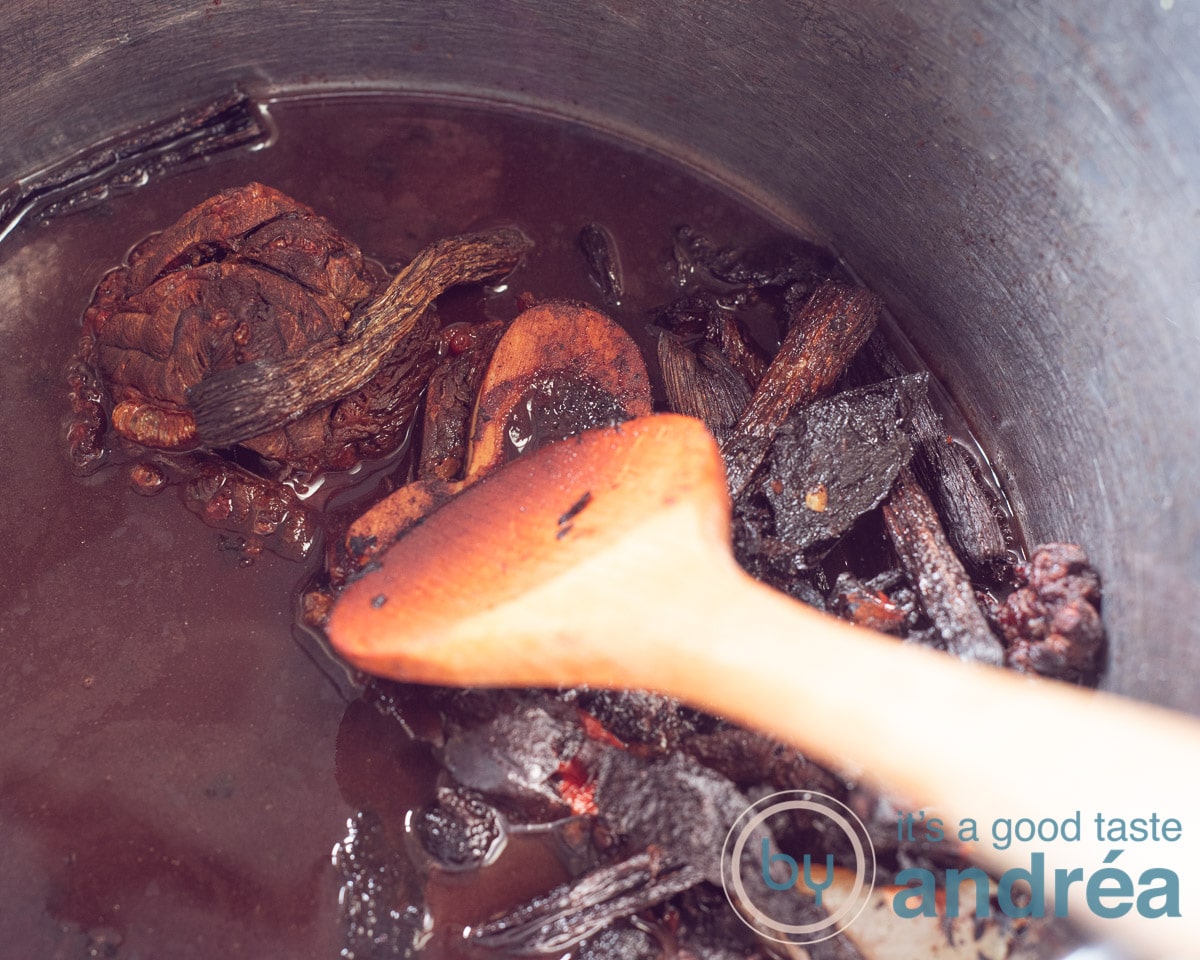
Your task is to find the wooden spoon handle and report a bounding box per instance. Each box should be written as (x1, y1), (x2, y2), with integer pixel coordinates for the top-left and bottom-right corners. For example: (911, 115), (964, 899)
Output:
(644, 556), (1200, 957)
(328, 413), (1197, 956)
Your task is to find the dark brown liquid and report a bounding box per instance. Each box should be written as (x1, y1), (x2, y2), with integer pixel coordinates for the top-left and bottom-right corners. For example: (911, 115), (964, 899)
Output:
(0, 94), (846, 959)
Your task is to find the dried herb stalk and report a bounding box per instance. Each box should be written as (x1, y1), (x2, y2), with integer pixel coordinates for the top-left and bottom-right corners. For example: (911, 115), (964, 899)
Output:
(882, 469), (1005, 665)
(722, 280), (881, 494)
(187, 226), (532, 446)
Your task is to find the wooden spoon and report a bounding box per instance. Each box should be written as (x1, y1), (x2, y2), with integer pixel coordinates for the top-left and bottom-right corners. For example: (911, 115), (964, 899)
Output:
(327, 414), (1200, 958)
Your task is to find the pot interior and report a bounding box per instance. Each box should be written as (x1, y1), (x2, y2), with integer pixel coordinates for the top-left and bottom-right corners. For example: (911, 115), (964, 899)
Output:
(1, 2), (1197, 957)
(5, 0), (1197, 709)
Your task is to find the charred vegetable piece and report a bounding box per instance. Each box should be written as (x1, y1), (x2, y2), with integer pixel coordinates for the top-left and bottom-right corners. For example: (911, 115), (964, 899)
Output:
(594, 750), (749, 887)
(187, 224), (532, 447)
(995, 543), (1106, 684)
(723, 280), (882, 495)
(655, 290), (768, 389)
(882, 469), (1005, 665)
(867, 336), (1009, 571)
(674, 224), (842, 292)
(577, 223), (624, 304)
(471, 849), (703, 954)
(757, 375), (925, 566)
(574, 688), (705, 754)
(668, 886), (775, 960)
(829, 571), (919, 635)
(413, 786), (506, 869)
(592, 751), (839, 943)
(657, 332), (751, 442)
(418, 319), (507, 482)
(728, 494), (806, 595)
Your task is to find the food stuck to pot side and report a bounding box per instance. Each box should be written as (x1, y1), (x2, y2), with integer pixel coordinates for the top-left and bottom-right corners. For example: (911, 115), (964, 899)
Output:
(8, 95), (1103, 958)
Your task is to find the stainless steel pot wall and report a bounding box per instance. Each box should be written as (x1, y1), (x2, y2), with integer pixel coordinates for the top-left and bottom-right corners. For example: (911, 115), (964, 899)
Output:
(3, 0), (1197, 712)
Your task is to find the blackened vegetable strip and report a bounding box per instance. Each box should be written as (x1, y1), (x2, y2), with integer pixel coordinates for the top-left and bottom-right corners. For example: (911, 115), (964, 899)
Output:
(722, 280), (880, 495)
(882, 469), (1005, 665)
(868, 336), (1008, 570)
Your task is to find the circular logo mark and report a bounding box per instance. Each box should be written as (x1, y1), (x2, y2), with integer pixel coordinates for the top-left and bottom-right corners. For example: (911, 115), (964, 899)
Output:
(721, 790), (876, 945)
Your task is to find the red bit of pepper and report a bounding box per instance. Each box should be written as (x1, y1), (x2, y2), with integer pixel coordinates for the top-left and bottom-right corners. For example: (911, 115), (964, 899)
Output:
(578, 710), (626, 749)
(555, 756), (598, 816)
(834, 585), (907, 633)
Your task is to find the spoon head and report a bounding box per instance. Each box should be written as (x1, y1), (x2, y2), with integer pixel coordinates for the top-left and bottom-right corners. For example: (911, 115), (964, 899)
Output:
(467, 300), (653, 481)
(327, 414), (729, 687)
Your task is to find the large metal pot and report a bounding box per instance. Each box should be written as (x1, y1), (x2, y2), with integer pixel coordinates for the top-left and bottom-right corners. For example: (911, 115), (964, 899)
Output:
(5, 0), (1194, 711)
(1, 3), (1196, 957)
